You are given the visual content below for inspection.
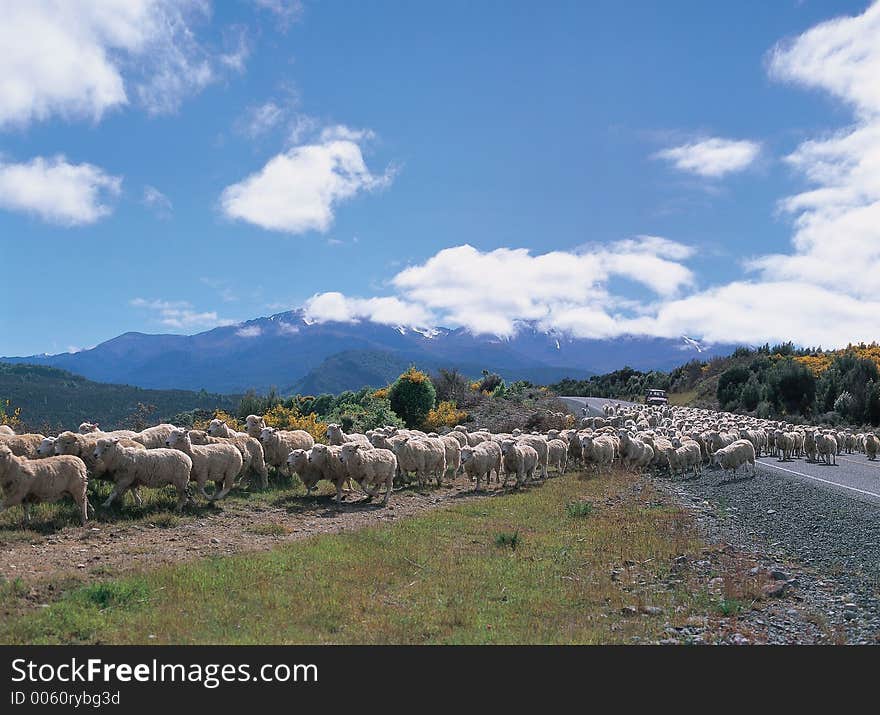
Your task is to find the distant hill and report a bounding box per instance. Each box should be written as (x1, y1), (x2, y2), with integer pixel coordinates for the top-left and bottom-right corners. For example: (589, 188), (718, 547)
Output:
(0, 363), (239, 433)
(1, 309), (740, 394)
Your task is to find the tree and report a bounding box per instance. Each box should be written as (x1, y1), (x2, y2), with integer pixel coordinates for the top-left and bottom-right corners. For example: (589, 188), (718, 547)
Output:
(389, 367), (436, 428)
(717, 366), (750, 410)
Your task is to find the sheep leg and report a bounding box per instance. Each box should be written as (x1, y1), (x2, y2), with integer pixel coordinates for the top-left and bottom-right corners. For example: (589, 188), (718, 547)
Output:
(23, 503), (31, 525)
(382, 473), (393, 506)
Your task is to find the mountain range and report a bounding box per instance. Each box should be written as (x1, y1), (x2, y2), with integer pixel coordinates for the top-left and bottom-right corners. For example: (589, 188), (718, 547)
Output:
(2, 310), (740, 394)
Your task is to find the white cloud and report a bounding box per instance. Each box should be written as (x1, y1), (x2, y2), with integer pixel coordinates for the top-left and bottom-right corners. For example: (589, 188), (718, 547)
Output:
(251, 0), (303, 26)
(220, 127), (394, 233)
(235, 325), (262, 338)
(303, 292), (434, 327)
(143, 185), (172, 218)
(0, 155), (121, 225)
(130, 298), (234, 331)
(655, 137), (761, 178)
(303, 238), (695, 337)
(0, 0), (241, 128)
(237, 101), (285, 138)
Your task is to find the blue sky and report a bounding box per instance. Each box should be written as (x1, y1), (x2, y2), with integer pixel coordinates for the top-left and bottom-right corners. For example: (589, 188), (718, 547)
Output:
(2, 0), (880, 356)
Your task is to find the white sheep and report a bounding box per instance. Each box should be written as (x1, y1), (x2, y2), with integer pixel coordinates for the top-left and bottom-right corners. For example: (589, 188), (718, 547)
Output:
(94, 438), (192, 511)
(206, 419), (248, 439)
(516, 434), (549, 479)
(0, 445), (90, 525)
(579, 434), (615, 475)
(36, 436), (57, 458)
(132, 423), (177, 450)
(439, 434), (463, 477)
(389, 436), (446, 487)
(245, 415), (266, 439)
(816, 433), (838, 466)
(306, 443), (349, 505)
(500, 440), (538, 487)
(865, 433), (879, 461)
(460, 441), (502, 491)
(0, 425), (14, 436)
(338, 443), (396, 505)
(547, 438), (569, 474)
(327, 424), (372, 448)
(165, 428), (243, 501)
(189, 429), (269, 489)
(259, 427), (315, 476)
(0, 432), (45, 459)
(712, 439), (756, 476)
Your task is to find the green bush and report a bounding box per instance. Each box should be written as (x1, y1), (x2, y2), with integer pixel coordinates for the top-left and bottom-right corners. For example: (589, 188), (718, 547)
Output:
(388, 367), (436, 428)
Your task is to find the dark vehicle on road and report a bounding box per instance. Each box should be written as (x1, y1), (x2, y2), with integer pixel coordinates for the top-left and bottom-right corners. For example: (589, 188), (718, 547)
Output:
(645, 389), (668, 406)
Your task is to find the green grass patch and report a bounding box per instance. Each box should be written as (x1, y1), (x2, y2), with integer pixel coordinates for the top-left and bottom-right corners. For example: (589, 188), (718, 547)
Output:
(565, 500), (593, 518)
(0, 471), (711, 645)
(494, 531), (521, 549)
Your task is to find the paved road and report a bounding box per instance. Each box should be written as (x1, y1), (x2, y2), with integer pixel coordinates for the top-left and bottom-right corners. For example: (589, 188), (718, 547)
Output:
(558, 396), (640, 417)
(559, 395), (880, 505)
(754, 454), (880, 505)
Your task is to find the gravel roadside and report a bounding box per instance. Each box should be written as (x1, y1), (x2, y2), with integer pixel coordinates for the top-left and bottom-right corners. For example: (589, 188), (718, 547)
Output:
(657, 464), (880, 644)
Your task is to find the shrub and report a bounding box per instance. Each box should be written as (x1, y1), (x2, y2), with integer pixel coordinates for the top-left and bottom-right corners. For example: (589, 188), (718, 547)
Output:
(423, 401), (468, 432)
(494, 531), (520, 549)
(389, 367), (436, 428)
(565, 501), (593, 518)
(263, 404), (328, 443)
(0, 399), (22, 431)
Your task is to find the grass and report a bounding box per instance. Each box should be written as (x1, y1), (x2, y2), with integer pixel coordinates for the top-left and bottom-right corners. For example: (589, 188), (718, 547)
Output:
(668, 390), (698, 407)
(0, 469), (745, 645)
(565, 500), (594, 518)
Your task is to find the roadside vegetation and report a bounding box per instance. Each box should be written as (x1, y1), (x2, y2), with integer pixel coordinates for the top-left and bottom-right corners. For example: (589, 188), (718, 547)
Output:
(0, 468), (767, 645)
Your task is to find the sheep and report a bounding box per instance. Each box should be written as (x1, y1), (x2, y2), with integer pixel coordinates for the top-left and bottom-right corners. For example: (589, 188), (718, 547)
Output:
(712, 439), (756, 477)
(616, 431), (654, 471)
(0, 432), (44, 459)
(286, 449), (324, 495)
(245, 415), (266, 439)
(804, 431), (818, 463)
(446, 430), (469, 449)
(579, 434), (616, 475)
(206, 419), (248, 439)
(439, 433), (462, 478)
(516, 434), (549, 479)
(816, 433), (838, 466)
(327, 424), (372, 448)
(0, 425), (14, 436)
(668, 440), (702, 478)
(338, 443), (396, 505)
(306, 443), (349, 505)
(460, 442), (502, 491)
(94, 438), (192, 511)
(132, 423), (177, 449)
(189, 429), (269, 489)
(259, 427), (315, 476)
(54, 431), (145, 477)
(78, 422), (137, 439)
(547, 438), (568, 474)
(36, 436), (57, 458)
(0, 445), (90, 525)
(774, 430), (795, 462)
(165, 428), (243, 501)
(500, 440), (538, 487)
(389, 436), (446, 487)
(865, 433), (879, 461)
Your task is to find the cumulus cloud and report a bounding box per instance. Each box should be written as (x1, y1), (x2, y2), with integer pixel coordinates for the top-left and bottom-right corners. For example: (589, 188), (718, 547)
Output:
(303, 238), (695, 338)
(303, 292), (435, 327)
(220, 127), (394, 233)
(655, 137), (761, 178)
(750, 1), (880, 300)
(0, 0), (242, 128)
(131, 298), (234, 331)
(0, 155), (121, 225)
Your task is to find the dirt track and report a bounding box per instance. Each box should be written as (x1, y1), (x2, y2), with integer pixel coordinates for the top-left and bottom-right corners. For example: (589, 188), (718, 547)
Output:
(0, 476), (494, 590)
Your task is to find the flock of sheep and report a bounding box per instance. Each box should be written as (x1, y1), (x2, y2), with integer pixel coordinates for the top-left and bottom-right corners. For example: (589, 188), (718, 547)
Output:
(1, 400), (878, 528)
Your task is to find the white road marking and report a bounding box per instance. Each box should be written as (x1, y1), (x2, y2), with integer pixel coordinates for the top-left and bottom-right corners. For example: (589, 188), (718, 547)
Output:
(757, 460), (880, 499)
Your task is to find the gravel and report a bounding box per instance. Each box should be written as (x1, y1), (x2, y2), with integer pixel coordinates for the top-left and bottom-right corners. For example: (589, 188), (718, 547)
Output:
(658, 464), (880, 644)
